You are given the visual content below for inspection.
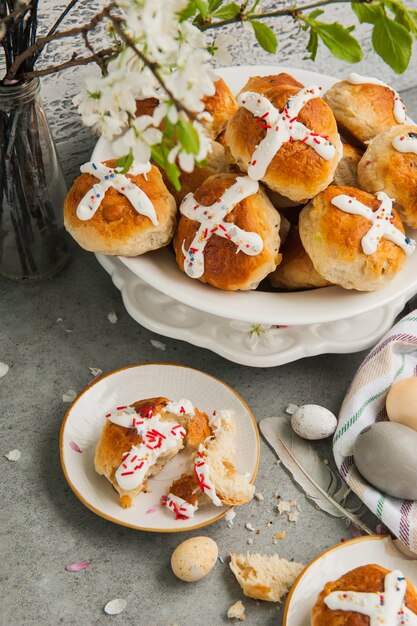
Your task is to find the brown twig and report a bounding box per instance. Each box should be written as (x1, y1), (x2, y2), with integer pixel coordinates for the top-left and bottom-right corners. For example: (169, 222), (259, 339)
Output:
(46, 0), (81, 38)
(0, 2), (30, 27)
(18, 47), (115, 79)
(200, 0), (373, 29)
(82, 30), (107, 74)
(5, 3), (114, 80)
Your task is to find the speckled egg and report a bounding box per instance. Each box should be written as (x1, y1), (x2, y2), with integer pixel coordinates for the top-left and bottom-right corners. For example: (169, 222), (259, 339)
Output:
(354, 421), (417, 499)
(171, 536), (218, 582)
(386, 377), (417, 432)
(290, 405), (337, 440)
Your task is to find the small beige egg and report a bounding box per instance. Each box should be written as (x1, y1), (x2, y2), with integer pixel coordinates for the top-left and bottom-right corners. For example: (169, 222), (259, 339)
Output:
(386, 377), (417, 432)
(171, 536), (218, 582)
(291, 404), (337, 440)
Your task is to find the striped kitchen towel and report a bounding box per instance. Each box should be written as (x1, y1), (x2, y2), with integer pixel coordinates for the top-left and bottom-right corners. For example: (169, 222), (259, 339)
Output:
(334, 310), (417, 553)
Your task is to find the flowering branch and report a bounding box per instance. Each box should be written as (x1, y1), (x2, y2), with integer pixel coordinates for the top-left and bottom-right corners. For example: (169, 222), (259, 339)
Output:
(107, 13), (197, 120)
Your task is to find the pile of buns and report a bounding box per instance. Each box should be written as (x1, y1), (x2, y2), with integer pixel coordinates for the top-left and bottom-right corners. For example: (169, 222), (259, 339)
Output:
(64, 72), (417, 293)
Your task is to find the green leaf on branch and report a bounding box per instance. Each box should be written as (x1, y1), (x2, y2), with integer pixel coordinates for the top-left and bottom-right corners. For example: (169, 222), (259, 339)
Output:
(250, 20), (278, 53)
(351, 2), (384, 24)
(212, 2), (240, 19)
(305, 27), (319, 60)
(151, 145), (181, 191)
(308, 9), (324, 19)
(115, 150), (134, 174)
(178, 2), (197, 21)
(306, 19), (363, 63)
(208, 0), (224, 13)
(177, 119), (200, 154)
(372, 15), (412, 72)
(191, 0), (209, 17)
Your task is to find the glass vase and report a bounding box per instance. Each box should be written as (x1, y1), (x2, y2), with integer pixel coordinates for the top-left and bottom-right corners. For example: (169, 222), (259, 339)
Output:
(0, 78), (69, 280)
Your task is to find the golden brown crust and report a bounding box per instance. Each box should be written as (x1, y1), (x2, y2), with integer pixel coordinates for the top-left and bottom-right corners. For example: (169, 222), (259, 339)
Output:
(269, 226), (331, 290)
(324, 80), (404, 145)
(64, 159), (177, 256)
(170, 472), (200, 505)
(357, 124), (417, 228)
(240, 73), (303, 95)
(135, 97), (159, 118)
(224, 84), (341, 202)
(173, 173), (281, 291)
(186, 408), (212, 448)
(311, 564), (417, 626)
(299, 185), (407, 291)
(202, 77), (239, 138)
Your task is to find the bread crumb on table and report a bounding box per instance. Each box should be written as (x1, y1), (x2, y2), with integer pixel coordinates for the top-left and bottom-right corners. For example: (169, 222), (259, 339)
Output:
(229, 552), (304, 602)
(277, 499), (300, 523)
(227, 600), (246, 621)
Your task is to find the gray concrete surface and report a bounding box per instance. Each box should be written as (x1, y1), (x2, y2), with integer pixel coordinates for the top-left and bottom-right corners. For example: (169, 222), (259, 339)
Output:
(1, 236), (378, 626)
(2, 73), (417, 626)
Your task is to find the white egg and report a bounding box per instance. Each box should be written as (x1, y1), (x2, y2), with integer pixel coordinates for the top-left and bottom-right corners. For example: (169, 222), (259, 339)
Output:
(171, 536), (218, 582)
(291, 404), (337, 440)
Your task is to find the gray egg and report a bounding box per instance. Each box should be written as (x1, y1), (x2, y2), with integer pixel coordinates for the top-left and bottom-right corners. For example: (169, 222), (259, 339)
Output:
(354, 421), (417, 499)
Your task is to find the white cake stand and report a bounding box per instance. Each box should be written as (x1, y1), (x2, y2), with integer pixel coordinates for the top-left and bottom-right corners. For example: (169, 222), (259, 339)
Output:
(96, 254), (411, 367)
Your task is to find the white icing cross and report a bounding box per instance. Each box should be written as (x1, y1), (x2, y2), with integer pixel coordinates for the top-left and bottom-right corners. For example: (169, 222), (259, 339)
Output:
(193, 445), (222, 506)
(347, 73), (411, 125)
(76, 161), (159, 226)
(324, 570), (417, 626)
(392, 132), (417, 155)
(162, 493), (198, 520)
(180, 176), (263, 279)
(331, 191), (416, 256)
(105, 403), (186, 491)
(237, 86), (337, 180)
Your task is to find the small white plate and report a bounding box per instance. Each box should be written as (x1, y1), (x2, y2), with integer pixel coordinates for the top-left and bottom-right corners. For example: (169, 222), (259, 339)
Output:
(92, 65), (417, 326)
(283, 535), (417, 625)
(60, 363), (260, 532)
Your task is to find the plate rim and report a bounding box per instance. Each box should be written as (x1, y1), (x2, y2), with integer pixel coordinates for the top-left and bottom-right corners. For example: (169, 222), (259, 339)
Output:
(59, 362), (260, 533)
(282, 534), (391, 624)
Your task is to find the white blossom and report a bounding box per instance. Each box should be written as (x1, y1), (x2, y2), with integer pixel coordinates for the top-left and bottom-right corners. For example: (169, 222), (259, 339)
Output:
(211, 33), (234, 65)
(230, 321), (277, 350)
(168, 118), (212, 173)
